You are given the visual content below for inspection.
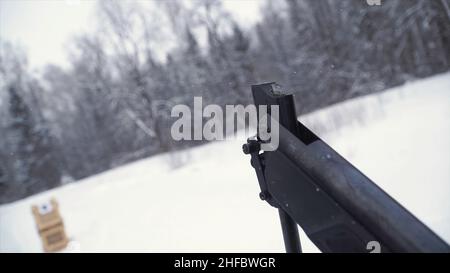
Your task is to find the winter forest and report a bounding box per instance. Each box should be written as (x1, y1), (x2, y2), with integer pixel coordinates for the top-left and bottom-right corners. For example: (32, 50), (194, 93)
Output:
(0, 0), (449, 204)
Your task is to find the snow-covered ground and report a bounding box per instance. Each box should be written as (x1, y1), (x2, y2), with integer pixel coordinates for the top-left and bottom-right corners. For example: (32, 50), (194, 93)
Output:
(1, 73), (449, 252)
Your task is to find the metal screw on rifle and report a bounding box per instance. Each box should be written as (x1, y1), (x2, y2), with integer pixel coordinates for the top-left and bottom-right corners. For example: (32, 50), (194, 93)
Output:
(242, 144), (251, 154)
(242, 141), (260, 155)
(259, 192), (268, 201)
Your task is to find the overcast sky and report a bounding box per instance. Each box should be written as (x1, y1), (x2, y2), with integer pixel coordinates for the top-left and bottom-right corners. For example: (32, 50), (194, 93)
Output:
(0, 0), (262, 69)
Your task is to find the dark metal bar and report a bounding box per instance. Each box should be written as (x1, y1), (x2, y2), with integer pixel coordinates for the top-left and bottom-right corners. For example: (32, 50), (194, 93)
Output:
(279, 209), (302, 253)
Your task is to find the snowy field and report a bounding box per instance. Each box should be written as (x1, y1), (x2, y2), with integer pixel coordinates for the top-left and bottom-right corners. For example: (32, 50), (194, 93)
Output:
(1, 73), (449, 252)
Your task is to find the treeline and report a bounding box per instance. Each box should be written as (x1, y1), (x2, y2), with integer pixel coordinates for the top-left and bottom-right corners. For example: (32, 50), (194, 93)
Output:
(0, 0), (449, 204)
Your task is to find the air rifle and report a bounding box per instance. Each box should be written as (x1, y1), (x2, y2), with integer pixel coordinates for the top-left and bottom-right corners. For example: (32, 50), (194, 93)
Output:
(243, 83), (450, 253)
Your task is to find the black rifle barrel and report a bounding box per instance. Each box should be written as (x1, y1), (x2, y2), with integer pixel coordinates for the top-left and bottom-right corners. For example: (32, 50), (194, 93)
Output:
(268, 121), (449, 252)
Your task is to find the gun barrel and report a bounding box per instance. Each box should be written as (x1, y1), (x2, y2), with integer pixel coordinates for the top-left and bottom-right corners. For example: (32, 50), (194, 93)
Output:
(269, 120), (449, 253)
